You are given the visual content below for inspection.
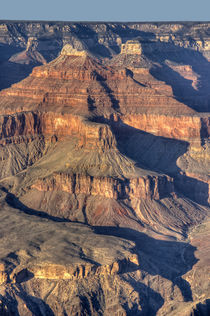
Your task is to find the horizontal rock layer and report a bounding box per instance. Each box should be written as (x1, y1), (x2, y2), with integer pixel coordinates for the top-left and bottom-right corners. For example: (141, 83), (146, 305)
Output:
(0, 112), (116, 150)
(31, 172), (174, 200)
(0, 21), (209, 316)
(119, 113), (209, 141)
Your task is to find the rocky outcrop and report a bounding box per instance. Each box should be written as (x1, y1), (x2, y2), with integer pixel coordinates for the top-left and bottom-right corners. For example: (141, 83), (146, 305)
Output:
(0, 21), (209, 316)
(0, 37), (208, 205)
(121, 40), (142, 55)
(61, 43), (88, 57)
(0, 112), (41, 142)
(31, 172), (174, 200)
(0, 263), (7, 284)
(1, 256), (139, 285)
(23, 255), (139, 281)
(0, 112), (116, 151)
(0, 200), (139, 285)
(120, 113), (209, 141)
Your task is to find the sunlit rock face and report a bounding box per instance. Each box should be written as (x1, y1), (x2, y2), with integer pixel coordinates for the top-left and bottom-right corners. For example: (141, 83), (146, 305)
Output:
(60, 43), (88, 56)
(0, 21), (209, 316)
(120, 40), (142, 55)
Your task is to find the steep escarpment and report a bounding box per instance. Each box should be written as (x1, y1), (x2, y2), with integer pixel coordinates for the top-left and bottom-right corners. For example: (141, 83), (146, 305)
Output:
(109, 116), (210, 205)
(0, 41), (208, 224)
(0, 22), (209, 316)
(1, 21), (210, 93)
(30, 172), (174, 201)
(0, 111), (116, 149)
(119, 113), (209, 141)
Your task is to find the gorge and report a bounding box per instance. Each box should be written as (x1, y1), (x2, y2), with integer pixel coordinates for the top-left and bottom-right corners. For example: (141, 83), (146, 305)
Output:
(0, 21), (209, 315)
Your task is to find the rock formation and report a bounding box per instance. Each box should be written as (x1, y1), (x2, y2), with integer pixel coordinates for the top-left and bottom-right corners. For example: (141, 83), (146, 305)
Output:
(120, 40), (142, 55)
(0, 21), (209, 315)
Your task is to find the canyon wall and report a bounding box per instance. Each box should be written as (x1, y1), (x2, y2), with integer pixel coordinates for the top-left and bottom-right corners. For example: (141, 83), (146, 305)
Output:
(31, 172), (174, 200)
(0, 21), (209, 316)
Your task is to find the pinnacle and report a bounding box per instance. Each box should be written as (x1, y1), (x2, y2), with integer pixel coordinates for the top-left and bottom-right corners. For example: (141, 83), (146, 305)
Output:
(61, 44), (88, 57)
(120, 40), (142, 55)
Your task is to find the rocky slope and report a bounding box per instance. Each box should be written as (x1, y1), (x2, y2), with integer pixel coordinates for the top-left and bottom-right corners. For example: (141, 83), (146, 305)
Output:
(0, 21), (209, 315)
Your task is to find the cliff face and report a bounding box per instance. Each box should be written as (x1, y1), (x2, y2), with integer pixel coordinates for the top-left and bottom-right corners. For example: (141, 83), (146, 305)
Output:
(120, 114), (208, 141)
(0, 21), (209, 316)
(31, 172), (174, 201)
(1, 21), (210, 112)
(0, 111), (116, 151)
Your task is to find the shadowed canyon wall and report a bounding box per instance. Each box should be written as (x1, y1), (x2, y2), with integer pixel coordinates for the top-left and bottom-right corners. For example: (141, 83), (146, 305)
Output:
(0, 21), (209, 316)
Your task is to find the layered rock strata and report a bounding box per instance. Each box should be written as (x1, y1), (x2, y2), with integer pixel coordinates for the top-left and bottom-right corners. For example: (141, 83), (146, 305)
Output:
(0, 22), (209, 316)
(31, 172), (174, 201)
(0, 111), (115, 150)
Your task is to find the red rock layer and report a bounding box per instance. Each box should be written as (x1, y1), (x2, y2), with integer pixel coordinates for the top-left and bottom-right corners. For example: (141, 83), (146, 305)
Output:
(31, 172), (174, 201)
(119, 113), (209, 141)
(0, 50), (196, 117)
(0, 111), (115, 150)
(0, 46), (208, 214)
(0, 49), (207, 151)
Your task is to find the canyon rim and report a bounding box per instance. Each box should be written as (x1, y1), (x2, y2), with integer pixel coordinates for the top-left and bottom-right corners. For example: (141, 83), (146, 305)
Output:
(0, 21), (209, 315)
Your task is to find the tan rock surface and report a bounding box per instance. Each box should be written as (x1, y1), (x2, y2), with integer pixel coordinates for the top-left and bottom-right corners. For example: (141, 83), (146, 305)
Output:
(0, 21), (209, 315)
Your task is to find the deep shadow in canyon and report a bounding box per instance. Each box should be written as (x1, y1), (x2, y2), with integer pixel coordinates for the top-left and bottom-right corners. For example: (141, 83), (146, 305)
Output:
(0, 284), (55, 316)
(112, 119), (209, 205)
(122, 280), (164, 316)
(92, 116), (209, 205)
(4, 188), (71, 223)
(0, 44), (40, 91)
(140, 39), (210, 112)
(94, 225), (198, 310)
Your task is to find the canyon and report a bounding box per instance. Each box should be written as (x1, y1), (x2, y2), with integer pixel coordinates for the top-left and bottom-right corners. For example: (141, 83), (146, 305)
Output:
(0, 21), (209, 315)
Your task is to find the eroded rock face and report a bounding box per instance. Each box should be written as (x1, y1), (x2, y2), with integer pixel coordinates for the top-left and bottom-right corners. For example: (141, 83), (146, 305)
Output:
(121, 40), (142, 55)
(0, 21), (209, 316)
(61, 43), (88, 56)
(31, 172), (174, 201)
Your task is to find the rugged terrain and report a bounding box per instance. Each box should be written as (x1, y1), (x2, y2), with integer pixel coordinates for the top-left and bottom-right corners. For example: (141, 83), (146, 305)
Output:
(0, 21), (209, 315)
